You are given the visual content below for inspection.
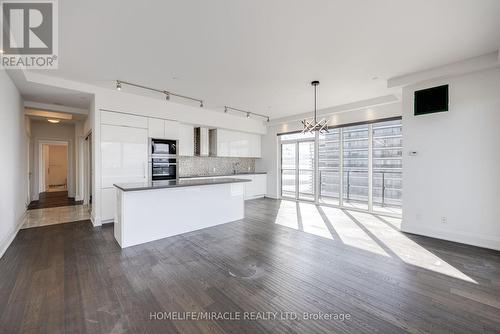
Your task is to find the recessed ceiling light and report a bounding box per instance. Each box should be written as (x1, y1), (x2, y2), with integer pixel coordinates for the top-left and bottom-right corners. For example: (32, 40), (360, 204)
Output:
(47, 119), (60, 123)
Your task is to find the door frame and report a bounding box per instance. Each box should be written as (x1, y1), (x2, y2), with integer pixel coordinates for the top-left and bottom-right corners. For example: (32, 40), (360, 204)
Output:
(83, 131), (92, 205)
(38, 140), (69, 193)
(280, 138), (316, 202)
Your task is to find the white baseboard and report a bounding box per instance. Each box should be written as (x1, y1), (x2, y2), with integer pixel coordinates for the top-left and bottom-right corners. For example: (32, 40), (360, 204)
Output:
(0, 211), (27, 259)
(90, 215), (101, 227)
(264, 194), (280, 199)
(401, 224), (500, 251)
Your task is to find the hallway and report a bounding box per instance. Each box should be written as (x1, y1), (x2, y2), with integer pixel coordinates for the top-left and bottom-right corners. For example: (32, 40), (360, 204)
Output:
(24, 191), (89, 229)
(27, 191), (83, 210)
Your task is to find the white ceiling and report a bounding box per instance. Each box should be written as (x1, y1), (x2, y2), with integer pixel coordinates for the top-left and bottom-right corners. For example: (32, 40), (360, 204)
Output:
(24, 0), (500, 119)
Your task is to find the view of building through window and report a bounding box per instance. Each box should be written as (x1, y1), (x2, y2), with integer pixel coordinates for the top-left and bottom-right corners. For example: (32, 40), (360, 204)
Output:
(280, 118), (402, 216)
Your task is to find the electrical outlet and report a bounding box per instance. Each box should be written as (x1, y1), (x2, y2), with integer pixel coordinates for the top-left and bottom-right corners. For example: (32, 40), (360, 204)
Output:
(441, 216), (447, 224)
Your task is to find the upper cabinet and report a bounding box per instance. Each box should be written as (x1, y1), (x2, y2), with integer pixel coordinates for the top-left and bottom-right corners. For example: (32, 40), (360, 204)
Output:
(178, 124), (194, 156)
(214, 129), (261, 158)
(148, 118), (179, 140)
(101, 111), (147, 129)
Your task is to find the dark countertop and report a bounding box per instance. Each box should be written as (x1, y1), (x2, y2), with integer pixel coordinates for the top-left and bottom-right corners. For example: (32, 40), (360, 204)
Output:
(180, 172), (267, 179)
(114, 177), (251, 192)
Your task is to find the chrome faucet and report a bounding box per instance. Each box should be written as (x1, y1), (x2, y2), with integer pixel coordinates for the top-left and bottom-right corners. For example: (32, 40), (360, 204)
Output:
(233, 162), (240, 174)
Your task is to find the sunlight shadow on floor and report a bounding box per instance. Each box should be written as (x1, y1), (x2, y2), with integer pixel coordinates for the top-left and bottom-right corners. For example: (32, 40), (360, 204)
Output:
(343, 210), (477, 284)
(273, 199), (477, 284)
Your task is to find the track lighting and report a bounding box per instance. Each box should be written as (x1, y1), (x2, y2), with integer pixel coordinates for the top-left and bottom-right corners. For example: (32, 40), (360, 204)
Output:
(115, 80), (203, 106)
(267, 117), (270, 122)
(224, 106), (270, 122)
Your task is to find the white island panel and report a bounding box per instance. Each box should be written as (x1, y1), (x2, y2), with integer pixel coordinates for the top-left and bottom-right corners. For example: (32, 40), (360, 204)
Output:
(115, 182), (245, 248)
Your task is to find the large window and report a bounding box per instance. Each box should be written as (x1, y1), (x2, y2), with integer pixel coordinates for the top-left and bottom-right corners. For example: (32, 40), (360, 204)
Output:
(342, 124), (369, 210)
(279, 118), (402, 216)
(372, 120), (402, 215)
(318, 129), (340, 205)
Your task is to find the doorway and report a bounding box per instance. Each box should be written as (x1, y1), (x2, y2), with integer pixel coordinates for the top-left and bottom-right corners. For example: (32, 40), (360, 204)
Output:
(40, 142), (68, 193)
(280, 136), (316, 201)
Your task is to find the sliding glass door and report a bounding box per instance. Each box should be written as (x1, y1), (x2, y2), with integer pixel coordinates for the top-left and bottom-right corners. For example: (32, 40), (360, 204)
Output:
(280, 133), (316, 201)
(298, 141), (315, 200)
(281, 143), (296, 198)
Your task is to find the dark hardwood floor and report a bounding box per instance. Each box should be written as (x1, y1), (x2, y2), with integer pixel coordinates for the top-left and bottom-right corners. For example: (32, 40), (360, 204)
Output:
(27, 191), (83, 210)
(1, 198), (499, 333)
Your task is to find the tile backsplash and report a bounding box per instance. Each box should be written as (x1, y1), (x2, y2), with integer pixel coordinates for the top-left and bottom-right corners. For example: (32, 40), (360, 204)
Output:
(178, 156), (256, 177)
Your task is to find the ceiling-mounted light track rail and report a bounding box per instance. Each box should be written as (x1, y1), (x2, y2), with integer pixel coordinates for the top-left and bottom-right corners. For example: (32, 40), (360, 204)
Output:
(116, 80), (204, 107)
(224, 105), (270, 122)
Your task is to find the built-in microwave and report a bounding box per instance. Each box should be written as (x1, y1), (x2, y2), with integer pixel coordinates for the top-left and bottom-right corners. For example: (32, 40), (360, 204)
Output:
(151, 157), (177, 180)
(150, 138), (177, 156)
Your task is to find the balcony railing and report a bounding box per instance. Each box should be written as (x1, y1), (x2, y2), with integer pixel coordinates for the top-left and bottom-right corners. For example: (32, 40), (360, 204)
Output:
(319, 169), (402, 207)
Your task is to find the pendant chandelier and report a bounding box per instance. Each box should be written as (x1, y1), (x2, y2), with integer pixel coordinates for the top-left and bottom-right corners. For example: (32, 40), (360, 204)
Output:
(302, 80), (329, 133)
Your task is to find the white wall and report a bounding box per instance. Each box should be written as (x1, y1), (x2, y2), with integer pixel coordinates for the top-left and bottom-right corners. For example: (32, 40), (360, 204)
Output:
(257, 102), (402, 198)
(401, 67), (500, 250)
(30, 121), (76, 200)
(0, 70), (29, 258)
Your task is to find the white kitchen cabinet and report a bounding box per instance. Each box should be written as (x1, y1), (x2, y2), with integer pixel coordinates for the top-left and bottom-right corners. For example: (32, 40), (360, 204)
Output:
(179, 173), (267, 199)
(148, 118), (179, 140)
(164, 120), (179, 140)
(101, 187), (116, 222)
(101, 124), (148, 188)
(178, 124), (194, 156)
(101, 111), (148, 129)
(251, 174), (267, 197)
(100, 124), (148, 222)
(215, 129), (261, 158)
(238, 174), (266, 199)
(148, 118), (165, 138)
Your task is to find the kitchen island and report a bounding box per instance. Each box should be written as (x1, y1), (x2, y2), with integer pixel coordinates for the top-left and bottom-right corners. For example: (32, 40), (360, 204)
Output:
(113, 178), (250, 248)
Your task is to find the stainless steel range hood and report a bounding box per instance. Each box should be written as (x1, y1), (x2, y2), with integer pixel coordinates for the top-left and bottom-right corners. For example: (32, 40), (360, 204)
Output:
(194, 127), (209, 156)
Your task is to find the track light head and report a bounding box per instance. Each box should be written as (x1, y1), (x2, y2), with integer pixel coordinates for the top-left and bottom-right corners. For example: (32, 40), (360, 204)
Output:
(246, 112), (250, 118)
(267, 117), (270, 122)
(224, 106), (228, 113)
(200, 101), (204, 108)
(164, 91), (170, 100)
(116, 81), (122, 91)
